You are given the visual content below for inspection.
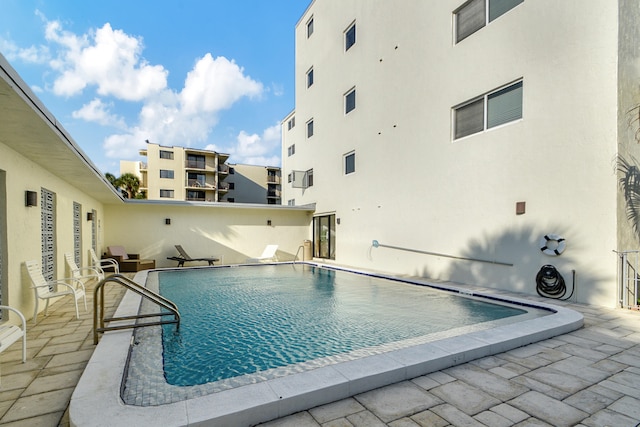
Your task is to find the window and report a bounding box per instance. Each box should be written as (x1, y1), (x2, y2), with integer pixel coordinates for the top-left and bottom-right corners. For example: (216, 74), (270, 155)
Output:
(345, 88), (356, 114)
(288, 173), (292, 183)
(455, 0), (524, 43)
(159, 150), (173, 159)
(307, 169), (314, 187)
(227, 198), (235, 203)
(307, 17), (314, 38)
(160, 169), (174, 179)
(288, 199), (295, 206)
(345, 22), (356, 51)
(307, 119), (314, 138)
(228, 182), (235, 190)
(186, 154), (205, 169)
(344, 152), (356, 175)
(454, 80), (523, 139)
(287, 116), (295, 130)
(229, 167), (235, 174)
(307, 67), (314, 88)
(187, 172), (205, 187)
(288, 144), (296, 157)
(160, 189), (174, 198)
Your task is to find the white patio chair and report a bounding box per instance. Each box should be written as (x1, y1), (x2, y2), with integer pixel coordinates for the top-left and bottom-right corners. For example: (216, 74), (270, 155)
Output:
(89, 248), (119, 275)
(64, 253), (104, 284)
(0, 305), (27, 363)
(25, 260), (87, 324)
(246, 245), (279, 263)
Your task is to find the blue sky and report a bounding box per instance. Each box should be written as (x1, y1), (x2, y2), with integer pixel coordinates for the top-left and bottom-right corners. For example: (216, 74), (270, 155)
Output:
(0, 0), (311, 174)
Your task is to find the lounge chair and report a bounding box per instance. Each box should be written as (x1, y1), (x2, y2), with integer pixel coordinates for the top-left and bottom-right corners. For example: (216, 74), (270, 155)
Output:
(107, 246), (156, 272)
(246, 245), (279, 263)
(0, 305), (27, 363)
(167, 245), (220, 267)
(89, 248), (119, 274)
(64, 253), (104, 284)
(25, 260), (87, 324)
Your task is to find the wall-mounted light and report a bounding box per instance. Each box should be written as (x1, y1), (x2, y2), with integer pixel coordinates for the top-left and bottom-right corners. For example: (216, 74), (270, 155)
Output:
(267, 219), (272, 226)
(165, 218), (171, 225)
(87, 212), (94, 221)
(25, 191), (37, 207)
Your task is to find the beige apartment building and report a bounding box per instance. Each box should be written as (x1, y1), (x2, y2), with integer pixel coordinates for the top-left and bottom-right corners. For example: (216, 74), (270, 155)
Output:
(282, 0), (640, 306)
(122, 142), (281, 204)
(121, 142), (230, 202)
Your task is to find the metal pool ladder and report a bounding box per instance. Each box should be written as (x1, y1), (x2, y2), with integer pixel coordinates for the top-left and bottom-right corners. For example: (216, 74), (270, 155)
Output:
(93, 274), (180, 344)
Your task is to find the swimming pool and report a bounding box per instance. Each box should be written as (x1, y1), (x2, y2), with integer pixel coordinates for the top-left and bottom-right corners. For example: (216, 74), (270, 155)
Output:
(158, 265), (527, 387)
(71, 263), (584, 426)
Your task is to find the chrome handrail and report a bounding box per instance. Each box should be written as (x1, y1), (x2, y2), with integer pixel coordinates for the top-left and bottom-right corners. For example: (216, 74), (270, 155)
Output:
(93, 274), (180, 344)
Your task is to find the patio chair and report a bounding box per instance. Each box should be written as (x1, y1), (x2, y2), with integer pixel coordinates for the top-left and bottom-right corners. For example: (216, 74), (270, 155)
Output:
(106, 246), (156, 272)
(89, 248), (119, 274)
(64, 253), (104, 284)
(167, 245), (220, 267)
(246, 245), (279, 263)
(0, 305), (27, 363)
(25, 260), (87, 324)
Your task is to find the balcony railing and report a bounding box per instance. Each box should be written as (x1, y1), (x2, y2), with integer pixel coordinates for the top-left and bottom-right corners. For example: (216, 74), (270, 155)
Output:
(267, 190), (281, 198)
(218, 182), (230, 191)
(218, 164), (229, 174)
(267, 176), (281, 184)
(185, 160), (206, 169)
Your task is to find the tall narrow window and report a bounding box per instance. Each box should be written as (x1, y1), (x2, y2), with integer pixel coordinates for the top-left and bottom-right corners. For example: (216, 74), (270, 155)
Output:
(345, 22), (356, 51)
(345, 88), (356, 114)
(41, 188), (56, 283)
(307, 119), (314, 138)
(454, 80), (523, 139)
(307, 17), (314, 37)
(73, 202), (81, 266)
(345, 152), (356, 175)
(306, 169), (314, 187)
(307, 67), (314, 88)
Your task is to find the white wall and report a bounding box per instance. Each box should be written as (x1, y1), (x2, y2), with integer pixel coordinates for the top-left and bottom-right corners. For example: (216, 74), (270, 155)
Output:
(284, 0), (624, 306)
(103, 202), (313, 267)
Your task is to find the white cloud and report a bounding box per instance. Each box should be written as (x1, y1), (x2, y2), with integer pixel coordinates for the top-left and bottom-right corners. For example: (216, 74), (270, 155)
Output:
(206, 123), (281, 166)
(180, 54), (263, 114)
(0, 38), (50, 64)
(72, 98), (127, 129)
(45, 21), (168, 100)
(10, 14), (271, 164)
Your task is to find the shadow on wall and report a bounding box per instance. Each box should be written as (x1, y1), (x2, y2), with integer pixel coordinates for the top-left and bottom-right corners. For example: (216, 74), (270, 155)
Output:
(618, 155), (640, 243)
(415, 225), (610, 304)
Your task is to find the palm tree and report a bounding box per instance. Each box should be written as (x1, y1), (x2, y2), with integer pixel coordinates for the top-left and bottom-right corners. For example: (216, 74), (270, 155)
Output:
(104, 172), (142, 198)
(117, 173), (141, 199)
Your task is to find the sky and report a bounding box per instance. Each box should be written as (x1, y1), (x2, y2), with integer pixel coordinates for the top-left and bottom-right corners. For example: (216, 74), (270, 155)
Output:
(0, 0), (311, 175)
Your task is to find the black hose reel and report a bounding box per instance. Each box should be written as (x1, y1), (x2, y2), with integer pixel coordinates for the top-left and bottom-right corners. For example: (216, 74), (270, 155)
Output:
(535, 264), (575, 300)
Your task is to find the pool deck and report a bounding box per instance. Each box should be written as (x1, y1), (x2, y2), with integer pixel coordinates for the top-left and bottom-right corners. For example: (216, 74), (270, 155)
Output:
(0, 274), (639, 426)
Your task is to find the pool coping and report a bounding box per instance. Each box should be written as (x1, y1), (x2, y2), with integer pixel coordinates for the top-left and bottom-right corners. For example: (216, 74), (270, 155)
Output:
(69, 263), (584, 427)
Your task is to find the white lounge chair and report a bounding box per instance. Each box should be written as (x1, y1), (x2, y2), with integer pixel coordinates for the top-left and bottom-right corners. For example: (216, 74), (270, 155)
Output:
(89, 248), (119, 275)
(0, 305), (27, 363)
(64, 253), (104, 284)
(246, 245), (279, 263)
(25, 260), (87, 324)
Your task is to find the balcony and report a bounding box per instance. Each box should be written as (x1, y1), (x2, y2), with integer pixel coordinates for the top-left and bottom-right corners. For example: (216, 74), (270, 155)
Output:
(218, 164), (229, 174)
(185, 160), (206, 170)
(267, 189), (281, 198)
(218, 182), (230, 192)
(267, 176), (281, 184)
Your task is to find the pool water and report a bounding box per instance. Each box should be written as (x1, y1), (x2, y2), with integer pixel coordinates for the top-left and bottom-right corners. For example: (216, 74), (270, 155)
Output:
(158, 264), (526, 386)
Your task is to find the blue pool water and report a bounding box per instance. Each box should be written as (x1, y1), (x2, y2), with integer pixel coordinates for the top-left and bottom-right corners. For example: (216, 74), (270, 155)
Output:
(158, 264), (526, 387)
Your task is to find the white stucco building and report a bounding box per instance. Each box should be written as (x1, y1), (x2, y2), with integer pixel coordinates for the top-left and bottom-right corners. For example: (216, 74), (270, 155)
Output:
(282, 0), (640, 306)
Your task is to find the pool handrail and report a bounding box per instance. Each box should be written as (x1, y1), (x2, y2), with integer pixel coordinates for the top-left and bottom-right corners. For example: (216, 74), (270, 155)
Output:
(93, 274), (180, 345)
